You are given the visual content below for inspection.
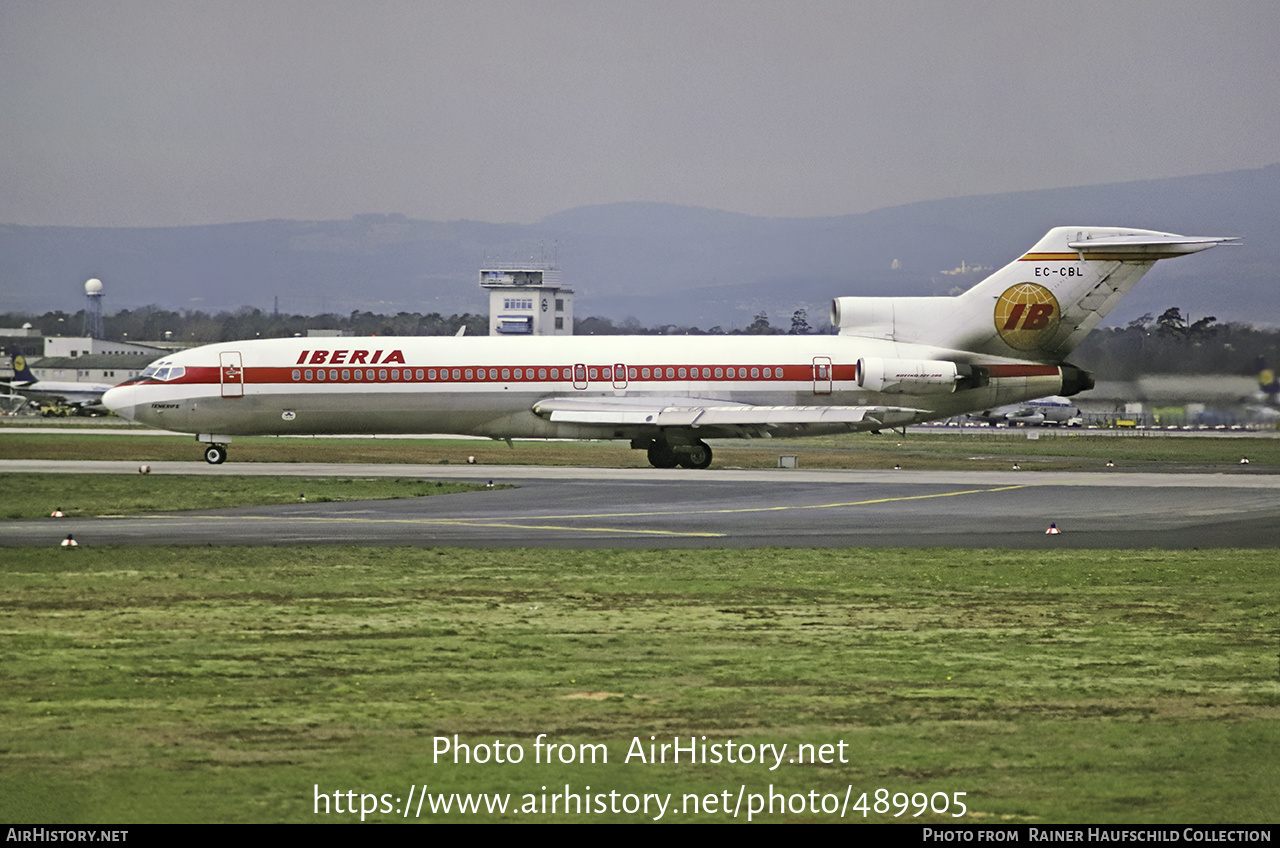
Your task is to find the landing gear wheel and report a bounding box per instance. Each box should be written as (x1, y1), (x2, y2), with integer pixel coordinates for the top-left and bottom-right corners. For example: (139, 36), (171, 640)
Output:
(647, 441), (679, 468)
(204, 444), (228, 465)
(677, 441), (713, 469)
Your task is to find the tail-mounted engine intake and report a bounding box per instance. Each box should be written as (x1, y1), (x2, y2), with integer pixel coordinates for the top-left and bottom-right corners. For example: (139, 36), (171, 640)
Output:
(857, 358), (989, 394)
(830, 295), (953, 343)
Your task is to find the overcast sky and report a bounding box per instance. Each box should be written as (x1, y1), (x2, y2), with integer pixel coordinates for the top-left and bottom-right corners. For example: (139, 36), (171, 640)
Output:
(4, 0), (1280, 228)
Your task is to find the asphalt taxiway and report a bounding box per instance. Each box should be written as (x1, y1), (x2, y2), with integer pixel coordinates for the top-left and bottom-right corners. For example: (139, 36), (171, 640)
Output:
(3, 461), (1277, 548)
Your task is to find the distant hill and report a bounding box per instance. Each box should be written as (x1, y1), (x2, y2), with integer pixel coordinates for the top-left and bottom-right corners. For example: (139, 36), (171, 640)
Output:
(2, 164), (1276, 330)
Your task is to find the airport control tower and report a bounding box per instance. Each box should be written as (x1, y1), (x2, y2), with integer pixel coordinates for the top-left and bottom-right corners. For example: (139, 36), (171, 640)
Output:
(480, 265), (574, 336)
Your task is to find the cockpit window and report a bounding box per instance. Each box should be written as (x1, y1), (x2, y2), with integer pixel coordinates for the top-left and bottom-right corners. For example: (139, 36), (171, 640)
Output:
(140, 361), (186, 381)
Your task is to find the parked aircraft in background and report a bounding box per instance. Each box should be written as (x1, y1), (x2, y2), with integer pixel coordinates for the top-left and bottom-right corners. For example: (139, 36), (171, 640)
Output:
(1243, 358), (1280, 421)
(968, 396), (1080, 426)
(0, 392), (29, 415)
(4, 352), (113, 413)
(1252, 358), (1279, 405)
(104, 227), (1234, 466)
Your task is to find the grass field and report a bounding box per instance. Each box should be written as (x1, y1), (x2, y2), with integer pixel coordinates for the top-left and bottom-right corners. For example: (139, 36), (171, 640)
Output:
(0, 475), (495, 520)
(4, 430), (1276, 823)
(1, 546), (1276, 823)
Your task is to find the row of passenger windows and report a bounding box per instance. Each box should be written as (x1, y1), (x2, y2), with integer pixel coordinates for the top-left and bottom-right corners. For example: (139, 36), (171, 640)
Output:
(290, 366), (786, 382)
(633, 366), (781, 379)
(293, 368), (421, 382)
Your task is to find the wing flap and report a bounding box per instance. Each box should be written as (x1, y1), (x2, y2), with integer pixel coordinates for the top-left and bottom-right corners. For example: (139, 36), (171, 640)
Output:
(534, 396), (925, 430)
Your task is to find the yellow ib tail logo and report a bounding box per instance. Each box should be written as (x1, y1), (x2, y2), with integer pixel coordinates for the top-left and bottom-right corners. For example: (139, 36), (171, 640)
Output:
(994, 283), (1060, 351)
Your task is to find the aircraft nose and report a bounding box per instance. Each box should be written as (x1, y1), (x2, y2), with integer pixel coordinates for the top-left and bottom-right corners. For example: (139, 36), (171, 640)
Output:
(103, 384), (137, 420)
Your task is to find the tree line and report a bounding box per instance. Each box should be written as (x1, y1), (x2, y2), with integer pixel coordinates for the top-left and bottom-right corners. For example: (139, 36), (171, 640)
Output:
(1072, 308), (1279, 380)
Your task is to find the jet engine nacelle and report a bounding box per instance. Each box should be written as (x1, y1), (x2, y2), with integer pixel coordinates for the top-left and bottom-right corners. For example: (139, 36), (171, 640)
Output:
(831, 297), (897, 338)
(857, 357), (968, 394)
(830, 296), (954, 342)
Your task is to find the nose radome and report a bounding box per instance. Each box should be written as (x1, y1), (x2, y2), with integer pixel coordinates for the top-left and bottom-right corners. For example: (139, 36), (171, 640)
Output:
(103, 384), (136, 419)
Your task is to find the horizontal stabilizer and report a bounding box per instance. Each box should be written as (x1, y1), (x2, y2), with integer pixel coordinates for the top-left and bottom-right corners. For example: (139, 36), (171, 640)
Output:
(1065, 233), (1239, 258)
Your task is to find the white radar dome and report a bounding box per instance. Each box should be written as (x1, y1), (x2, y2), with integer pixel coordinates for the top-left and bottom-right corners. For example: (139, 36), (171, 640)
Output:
(84, 278), (104, 295)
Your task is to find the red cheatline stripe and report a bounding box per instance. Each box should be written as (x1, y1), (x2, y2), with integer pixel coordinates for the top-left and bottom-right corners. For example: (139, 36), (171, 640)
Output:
(130, 362), (1061, 387)
(140, 363), (861, 386)
(985, 364), (1059, 378)
(1021, 251), (1156, 262)
(1020, 253), (1079, 261)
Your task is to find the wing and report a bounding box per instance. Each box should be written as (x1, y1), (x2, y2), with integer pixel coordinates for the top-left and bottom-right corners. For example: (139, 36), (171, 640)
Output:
(532, 395), (927, 434)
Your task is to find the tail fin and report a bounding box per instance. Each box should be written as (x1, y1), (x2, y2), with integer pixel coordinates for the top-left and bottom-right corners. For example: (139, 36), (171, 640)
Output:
(958, 227), (1236, 359)
(1256, 357), (1279, 404)
(9, 351), (37, 386)
(832, 227), (1236, 362)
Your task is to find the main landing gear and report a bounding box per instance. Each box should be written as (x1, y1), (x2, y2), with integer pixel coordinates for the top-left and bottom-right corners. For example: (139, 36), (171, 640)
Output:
(681, 441), (713, 469)
(637, 438), (713, 469)
(203, 443), (228, 465)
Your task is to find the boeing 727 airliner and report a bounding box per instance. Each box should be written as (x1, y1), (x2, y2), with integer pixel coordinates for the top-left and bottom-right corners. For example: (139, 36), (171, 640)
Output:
(103, 227), (1235, 467)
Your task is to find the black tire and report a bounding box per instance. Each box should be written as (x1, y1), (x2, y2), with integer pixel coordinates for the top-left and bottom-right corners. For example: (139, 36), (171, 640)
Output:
(679, 441), (713, 469)
(204, 444), (227, 465)
(647, 441), (679, 468)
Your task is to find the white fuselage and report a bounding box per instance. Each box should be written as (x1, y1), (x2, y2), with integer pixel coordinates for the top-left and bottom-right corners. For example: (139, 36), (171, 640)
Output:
(103, 334), (1064, 440)
(973, 396), (1080, 425)
(7, 380), (113, 408)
